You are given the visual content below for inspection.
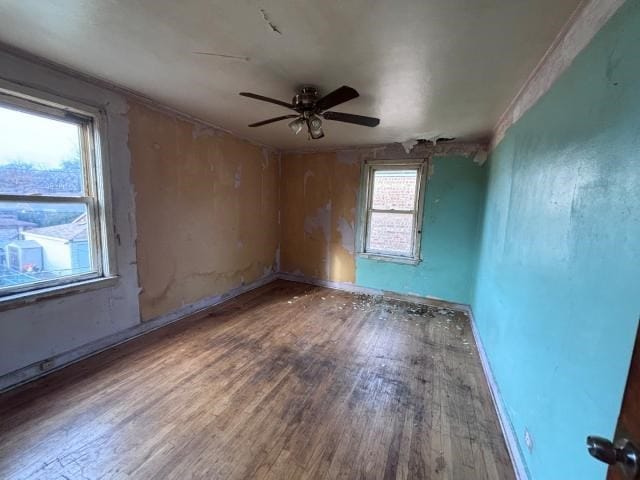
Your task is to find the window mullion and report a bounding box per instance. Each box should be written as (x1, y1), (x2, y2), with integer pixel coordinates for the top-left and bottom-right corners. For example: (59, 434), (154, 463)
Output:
(0, 194), (92, 204)
(369, 208), (415, 214)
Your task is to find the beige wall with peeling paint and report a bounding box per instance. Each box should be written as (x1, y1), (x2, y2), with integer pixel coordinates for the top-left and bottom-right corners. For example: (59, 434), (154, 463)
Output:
(280, 152), (360, 283)
(129, 101), (280, 321)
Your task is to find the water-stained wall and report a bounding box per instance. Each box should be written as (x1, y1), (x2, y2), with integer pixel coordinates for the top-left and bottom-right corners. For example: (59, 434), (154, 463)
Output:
(129, 102), (280, 321)
(280, 151), (360, 283)
(280, 144), (485, 304)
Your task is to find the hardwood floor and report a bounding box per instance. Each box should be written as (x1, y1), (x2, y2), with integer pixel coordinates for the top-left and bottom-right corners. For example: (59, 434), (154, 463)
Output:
(0, 280), (514, 480)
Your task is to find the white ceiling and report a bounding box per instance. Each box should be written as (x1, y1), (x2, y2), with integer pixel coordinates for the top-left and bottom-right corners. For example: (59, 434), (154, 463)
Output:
(0, 0), (581, 150)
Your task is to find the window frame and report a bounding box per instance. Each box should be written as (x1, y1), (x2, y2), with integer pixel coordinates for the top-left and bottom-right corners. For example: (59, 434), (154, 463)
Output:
(0, 80), (117, 303)
(357, 158), (427, 265)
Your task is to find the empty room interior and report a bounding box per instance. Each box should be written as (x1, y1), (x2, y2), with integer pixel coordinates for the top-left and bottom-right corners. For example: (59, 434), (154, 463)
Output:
(0, 1), (639, 479)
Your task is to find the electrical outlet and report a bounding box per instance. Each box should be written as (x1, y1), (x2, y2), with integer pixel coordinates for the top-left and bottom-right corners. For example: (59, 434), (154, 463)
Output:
(524, 428), (534, 453)
(39, 358), (54, 372)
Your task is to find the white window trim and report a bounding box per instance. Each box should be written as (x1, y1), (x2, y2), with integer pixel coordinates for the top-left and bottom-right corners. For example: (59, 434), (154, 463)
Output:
(357, 158), (428, 265)
(0, 79), (118, 306)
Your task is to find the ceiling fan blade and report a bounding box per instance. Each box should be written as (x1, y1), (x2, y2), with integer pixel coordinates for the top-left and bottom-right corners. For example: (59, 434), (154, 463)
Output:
(322, 111), (380, 127)
(315, 86), (359, 112)
(239, 92), (293, 110)
(248, 115), (299, 127)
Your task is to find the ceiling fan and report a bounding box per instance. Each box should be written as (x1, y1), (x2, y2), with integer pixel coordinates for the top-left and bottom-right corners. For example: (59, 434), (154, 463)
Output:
(239, 85), (380, 139)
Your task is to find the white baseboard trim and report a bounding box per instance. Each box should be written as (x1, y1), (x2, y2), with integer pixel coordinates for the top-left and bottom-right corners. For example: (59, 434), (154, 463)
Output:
(0, 273), (277, 393)
(468, 310), (530, 480)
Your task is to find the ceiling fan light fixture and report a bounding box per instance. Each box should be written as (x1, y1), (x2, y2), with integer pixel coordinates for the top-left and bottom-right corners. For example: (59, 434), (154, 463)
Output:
(288, 117), (305, 135)
(240, 85), (379, 139)
(307, 115), (324, 139)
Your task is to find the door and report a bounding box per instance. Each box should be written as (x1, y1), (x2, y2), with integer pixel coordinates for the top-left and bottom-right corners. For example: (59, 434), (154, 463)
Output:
(608, 325), (640, 480)
(587, 324), (640, 479)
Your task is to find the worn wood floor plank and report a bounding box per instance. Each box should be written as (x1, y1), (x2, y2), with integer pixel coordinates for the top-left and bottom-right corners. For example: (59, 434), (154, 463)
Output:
(0, 280), (514, 479)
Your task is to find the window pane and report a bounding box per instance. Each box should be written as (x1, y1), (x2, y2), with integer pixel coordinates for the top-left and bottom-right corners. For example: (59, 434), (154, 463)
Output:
(367, 211), (414, 256)
(0, 105), (84, 196)
(371, 169), (418, 210)
(0, 201), (94, 291)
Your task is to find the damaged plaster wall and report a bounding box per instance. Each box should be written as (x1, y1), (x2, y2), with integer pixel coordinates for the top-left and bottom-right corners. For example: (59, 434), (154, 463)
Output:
(280, 151), (359, 283)
(129, 102), (280, 321)
(280, 142), (486, 304)
(356, 153), (486, 304)
(0, 50), (140, 384)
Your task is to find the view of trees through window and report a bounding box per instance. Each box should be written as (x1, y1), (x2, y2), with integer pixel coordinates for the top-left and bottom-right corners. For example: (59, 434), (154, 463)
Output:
(0, 104), (94, 292)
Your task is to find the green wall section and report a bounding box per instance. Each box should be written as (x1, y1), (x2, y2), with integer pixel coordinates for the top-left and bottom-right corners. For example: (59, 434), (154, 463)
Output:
(356, 154), (485, 304)
(472, 2), (640, 479)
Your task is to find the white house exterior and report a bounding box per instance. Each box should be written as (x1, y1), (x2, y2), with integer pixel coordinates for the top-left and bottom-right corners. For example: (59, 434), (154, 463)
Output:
(21, 215), (90, 276)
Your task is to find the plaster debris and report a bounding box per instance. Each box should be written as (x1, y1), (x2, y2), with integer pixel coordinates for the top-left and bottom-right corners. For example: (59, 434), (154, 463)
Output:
(259, 8), (282, 35)
(401, 136), (455, 153)
(473, 149), (488, 166)
(401, 139), (419, 154)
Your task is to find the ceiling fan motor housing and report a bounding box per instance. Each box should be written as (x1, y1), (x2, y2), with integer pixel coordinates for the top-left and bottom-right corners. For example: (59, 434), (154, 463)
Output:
(292, 86), (319, 112)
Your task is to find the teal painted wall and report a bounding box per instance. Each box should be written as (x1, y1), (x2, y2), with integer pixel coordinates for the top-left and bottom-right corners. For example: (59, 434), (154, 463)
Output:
(472, 2), (640, 479)
(356, 154), (485, 304)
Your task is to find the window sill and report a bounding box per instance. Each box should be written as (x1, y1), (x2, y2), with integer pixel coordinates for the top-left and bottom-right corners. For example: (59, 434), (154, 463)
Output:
(358, 253), (421, 265)
(0, 275), (119, 312)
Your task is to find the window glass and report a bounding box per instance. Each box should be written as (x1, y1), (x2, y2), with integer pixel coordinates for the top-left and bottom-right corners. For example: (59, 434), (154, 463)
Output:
(0, 202), (92, 289)
(0, 105), (84, 196)
(0, 99), (101, 297)
(367, 211), (414, 256)
(371, 169), (417, 210)
(364, 165), (421, 258)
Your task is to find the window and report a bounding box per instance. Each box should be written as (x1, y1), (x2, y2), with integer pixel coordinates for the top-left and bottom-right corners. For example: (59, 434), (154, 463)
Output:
(359, 160), (426, 263)
(0, 87), (113, 299)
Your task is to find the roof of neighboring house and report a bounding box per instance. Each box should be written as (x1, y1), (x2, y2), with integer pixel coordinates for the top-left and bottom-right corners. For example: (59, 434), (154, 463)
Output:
(0, 216), (37, 228)
(23, 214), (88, 242)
